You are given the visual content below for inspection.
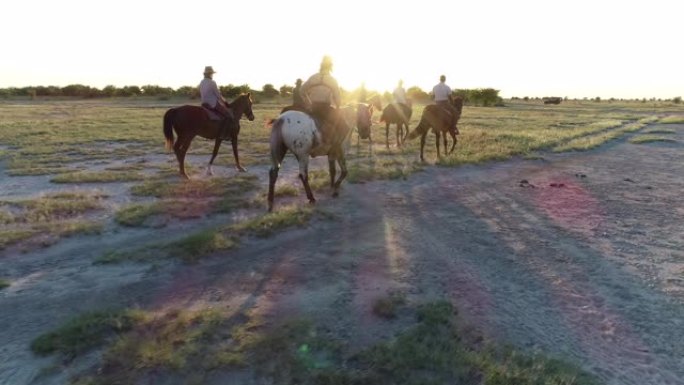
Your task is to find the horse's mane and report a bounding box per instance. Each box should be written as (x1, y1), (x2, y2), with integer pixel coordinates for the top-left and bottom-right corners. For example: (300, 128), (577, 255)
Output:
(227, 92), (252, 108)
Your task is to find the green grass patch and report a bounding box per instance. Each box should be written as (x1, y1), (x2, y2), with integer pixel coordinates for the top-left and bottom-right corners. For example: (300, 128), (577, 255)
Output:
(100, 204), (318, 264)
(48, 301), (602, 385)
(31, 309), (146, 358)
(643, 128), (676, 135)
(230, 205), (314, 238)
(0, 279), (10, 290)
(69, 308), (231, 385)
(0, 229), (38, 249)
(96, 228), (238, 264)
(629, 135), (678, 144)
(372, 293), (407, 319)
(348, 158), (423, 183)
(0, 192), (105, 250)
(131, 174), (258, 198)
(240, 301), (602, 385)
(551, 117), (656, 152)
(167, 229), (239, 263)
(51, 170), (145, 183)
(114, 203), (165, 227)
(6, 166), (70, 176)
(659, 115), (684, 124)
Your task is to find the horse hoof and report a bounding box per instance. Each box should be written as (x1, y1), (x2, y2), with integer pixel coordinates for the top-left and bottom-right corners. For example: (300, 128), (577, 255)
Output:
(236, 166), (247, 172)
(332, 191), (339, 198)
(308, 199), (316, 205)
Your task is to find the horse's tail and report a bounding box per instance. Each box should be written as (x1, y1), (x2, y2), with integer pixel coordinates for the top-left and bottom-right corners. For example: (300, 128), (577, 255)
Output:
(163, 108), (176, 150)
(269, 117), (285, 165)
(407, 111), (430, 140)
(266, 118), (277, 128)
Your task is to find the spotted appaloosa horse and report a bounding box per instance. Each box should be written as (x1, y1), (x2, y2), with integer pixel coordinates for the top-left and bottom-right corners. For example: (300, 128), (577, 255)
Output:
(407, 96), (464, 161)
(163, 93), (255, 179)
(380, 99), (413, 148)
(267, 110), (352, 212)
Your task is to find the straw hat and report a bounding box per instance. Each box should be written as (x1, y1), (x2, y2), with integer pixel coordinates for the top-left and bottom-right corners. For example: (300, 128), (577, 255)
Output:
(204, 66), (216, 75)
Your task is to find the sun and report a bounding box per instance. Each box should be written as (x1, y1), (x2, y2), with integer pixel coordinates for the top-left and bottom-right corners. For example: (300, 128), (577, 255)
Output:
(326, 53), (399, 95)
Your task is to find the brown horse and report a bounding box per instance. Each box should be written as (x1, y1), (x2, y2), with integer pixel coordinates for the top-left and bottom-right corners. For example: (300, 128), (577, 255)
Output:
(163, 93), (255, 178)
(355, 96), (382, 139)
(380, 99), (413, 148)
(350, 95), (382, 153)
(407, 96), (463, 161)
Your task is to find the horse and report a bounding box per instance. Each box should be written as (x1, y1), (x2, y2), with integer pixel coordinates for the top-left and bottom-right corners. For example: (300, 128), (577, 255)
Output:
(279, 98), (378, 155)
(356, 94), (382, 152)
(163, 93), (255, 179)
(407, 96), (463, 161)
(380, 99), (413, 148)
(267, 110), (352, 212)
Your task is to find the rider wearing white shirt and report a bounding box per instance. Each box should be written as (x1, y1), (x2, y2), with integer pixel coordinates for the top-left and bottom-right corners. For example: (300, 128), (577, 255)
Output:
(393, 80), (407, 105)
(432, 75), (458, 132)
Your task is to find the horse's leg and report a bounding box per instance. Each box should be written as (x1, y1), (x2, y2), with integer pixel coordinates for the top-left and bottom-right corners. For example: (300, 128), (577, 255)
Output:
(298, 158), (316, 204)
(398, 124), (404, 146)
(435, 132), (442, 159)
(442, 130), (448, 155)
(231, 133), (247, 172)
(396, 124), (402, 148)
(267, 142), (287, 212)
(420, 132), (427, 162)
(328, 158), (336, 188)
(207, 138), (222, 176)
(175, 135), (192, 179)
(331, 149), (347, 198)
(448, 129), (457, 154)
(385, 122), (390, 149)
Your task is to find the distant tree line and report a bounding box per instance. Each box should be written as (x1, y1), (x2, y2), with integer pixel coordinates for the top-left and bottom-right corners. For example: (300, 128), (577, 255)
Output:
(0, 84), (264, 100)
(510, 96), (683, 104)
(0, 84), (504, 107)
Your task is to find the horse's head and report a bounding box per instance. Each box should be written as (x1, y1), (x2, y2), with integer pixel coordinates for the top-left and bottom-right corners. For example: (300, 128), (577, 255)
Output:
(231, 93), (255, 121)
(369, 94), (383, 112)
(452, 95), (464, 115)
(356, 103), (372, 133)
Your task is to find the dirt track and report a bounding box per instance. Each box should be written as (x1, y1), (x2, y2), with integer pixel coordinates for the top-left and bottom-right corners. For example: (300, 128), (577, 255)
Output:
(1, 123), (683, 385)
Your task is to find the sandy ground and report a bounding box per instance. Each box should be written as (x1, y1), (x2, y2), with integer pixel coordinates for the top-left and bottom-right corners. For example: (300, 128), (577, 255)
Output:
(1, 124), (683, 385)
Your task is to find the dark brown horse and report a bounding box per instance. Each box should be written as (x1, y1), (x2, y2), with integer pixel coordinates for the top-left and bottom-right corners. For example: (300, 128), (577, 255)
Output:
(380, 99), (413, 148)
(407, 96), (463, 161)
(163, 93), (255, 178)
(350, 95), (382, 152)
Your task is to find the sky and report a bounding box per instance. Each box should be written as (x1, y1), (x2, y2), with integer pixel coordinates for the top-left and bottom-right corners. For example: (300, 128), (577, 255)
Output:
(1, 0), (682, 99)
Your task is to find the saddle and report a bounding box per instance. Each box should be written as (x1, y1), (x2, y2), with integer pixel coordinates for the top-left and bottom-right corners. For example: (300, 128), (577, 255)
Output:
(201, 103), (225, 121)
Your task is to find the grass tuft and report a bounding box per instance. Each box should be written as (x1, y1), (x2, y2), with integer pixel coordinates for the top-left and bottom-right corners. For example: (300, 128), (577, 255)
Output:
(31, 309), (146, 357)
(629, 135), (678, 144)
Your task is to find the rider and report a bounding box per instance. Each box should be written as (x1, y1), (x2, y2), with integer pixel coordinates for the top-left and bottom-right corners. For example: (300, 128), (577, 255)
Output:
(393, 79), (407, 105)
(199, 66), (235, 139)
(292, 78), (305, 109)
(358, 82), (367, 104)
(300, 55), (342, 155)
(392, 79), (411, 117)
(431, 74), (458, 133)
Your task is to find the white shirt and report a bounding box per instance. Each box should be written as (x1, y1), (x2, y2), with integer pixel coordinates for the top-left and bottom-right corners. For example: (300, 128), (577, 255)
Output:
(199, 78), (222, 107)
(393, 86), (407, 104)
(432, 82), (452, 102)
